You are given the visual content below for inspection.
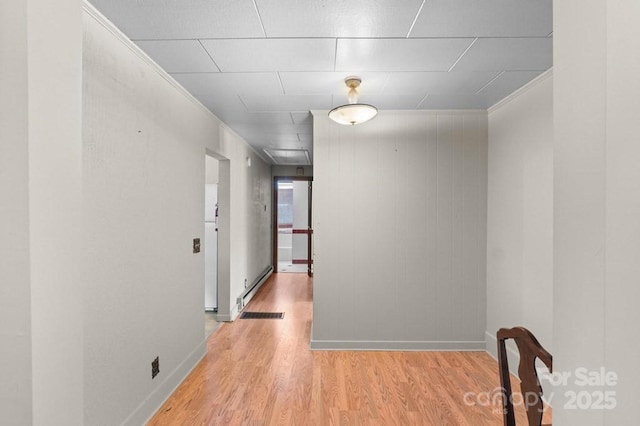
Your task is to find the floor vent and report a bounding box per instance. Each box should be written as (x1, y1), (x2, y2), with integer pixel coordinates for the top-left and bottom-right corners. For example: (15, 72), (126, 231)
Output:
(240, 311), (284, 319)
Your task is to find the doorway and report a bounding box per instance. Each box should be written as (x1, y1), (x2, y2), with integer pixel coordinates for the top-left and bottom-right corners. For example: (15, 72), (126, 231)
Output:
(273, 176), (313, 275)
(204, 155), (219, 335)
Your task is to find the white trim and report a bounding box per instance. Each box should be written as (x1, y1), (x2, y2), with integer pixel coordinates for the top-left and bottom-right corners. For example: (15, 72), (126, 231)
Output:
(215, 313), (232, 322)
(309, 340), (486, 351)
(122, 339), (207, 426)
(230, 303), (240, 321)
(216, 301), (240, 322)
(488, 68), (553, 114)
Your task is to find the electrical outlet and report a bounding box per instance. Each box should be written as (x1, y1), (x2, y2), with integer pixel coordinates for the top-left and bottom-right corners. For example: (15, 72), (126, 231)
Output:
(244, 278), (248, 288)
(151, 356), (160, 379)
(193, 238), (201, 253)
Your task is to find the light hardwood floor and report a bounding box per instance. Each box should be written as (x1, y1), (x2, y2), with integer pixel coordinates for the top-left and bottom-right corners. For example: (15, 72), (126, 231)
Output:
(148, 273), (549, 425)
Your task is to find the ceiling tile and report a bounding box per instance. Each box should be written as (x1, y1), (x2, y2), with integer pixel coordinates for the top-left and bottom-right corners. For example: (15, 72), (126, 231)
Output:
(384, 71), (501, 95)
(90, 0), (265, 39)
(452, 38), (553, 72)
(410, 0), (552, 38)
(279, 72), (389, 95)
(217, 111), (295, 126)
(336, 38), (475, 72)
(291, 112), (313, 125)
(233, 130), (312, 149)
(171, 73), (284, 122)
(201, 39), (336, 72)
(239, 134), (309, 149)
(233, 122), (313, 135)
(134, 40), (218, 73)
(416, 94), (490, 110)
(240, 94), (333, 111)
(255, 0), (424, 37)
(253, 133), (302, 143)
(172, 72), (282, 98)
(476, 70), (546, 106)
(332, 93), (427, 110)
(297, 134), (313, 143)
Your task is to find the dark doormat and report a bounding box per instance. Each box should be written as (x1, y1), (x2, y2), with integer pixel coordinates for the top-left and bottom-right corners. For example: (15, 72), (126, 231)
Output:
(240, 311), (284, 319)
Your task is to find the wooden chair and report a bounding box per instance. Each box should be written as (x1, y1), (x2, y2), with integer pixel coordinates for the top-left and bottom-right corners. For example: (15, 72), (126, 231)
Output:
(497, 327), (552, 426)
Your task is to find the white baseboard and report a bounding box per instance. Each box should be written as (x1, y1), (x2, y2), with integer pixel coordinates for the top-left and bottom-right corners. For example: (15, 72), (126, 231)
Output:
(215, 314), (230, 321)
(217, 267), (273, 322)
(230, 302), (240, 321)
(485, 330), (520, 376)
(122, 339), (207, 426)
(309, 339), (486, 351)
(485, 330), (499, 359)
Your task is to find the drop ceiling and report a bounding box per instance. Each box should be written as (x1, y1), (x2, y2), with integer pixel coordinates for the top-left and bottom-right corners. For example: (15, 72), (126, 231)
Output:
(89, 0), (553, 165)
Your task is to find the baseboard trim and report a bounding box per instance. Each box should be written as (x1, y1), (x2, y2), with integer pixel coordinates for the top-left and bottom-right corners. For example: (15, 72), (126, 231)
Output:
(309, 339), (486, 351)
(122, 339), (207, 426)
(217, 301), (240, 322)
(229, 302), (240, 321)
(485, 330), (499, 359)
(216, 314), (230, 321)
(485, 330), (520, 377)
(216, 267), (273, 322)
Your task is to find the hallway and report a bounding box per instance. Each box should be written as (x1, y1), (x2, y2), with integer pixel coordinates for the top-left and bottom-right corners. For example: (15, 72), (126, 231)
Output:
(148, 273), (539, 425)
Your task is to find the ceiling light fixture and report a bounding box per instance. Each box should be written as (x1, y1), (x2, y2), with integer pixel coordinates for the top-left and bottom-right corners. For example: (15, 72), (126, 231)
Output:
(328, 76), (377, 125)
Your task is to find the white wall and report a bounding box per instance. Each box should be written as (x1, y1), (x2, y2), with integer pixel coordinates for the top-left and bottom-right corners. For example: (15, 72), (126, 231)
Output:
(79, 4), (272, 424)
(0, 1), (32, 423)
(311, 111), (488, 350)
(205, 155), (219, 184)
(486, 71), (553, 359)
(554, 1), (640, 423)
(222, 127), (272, 319)
(1, 0), (84, 424)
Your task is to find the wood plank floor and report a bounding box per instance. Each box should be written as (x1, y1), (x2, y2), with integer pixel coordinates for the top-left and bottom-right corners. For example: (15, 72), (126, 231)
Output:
(148, 273), (550, 425)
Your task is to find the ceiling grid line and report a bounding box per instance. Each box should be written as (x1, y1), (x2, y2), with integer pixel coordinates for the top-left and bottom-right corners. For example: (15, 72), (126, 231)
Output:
(251, 0), (268, 38)
(475, 71), (506, 94)
(238, 95), (250, 111)
(447, 37), (478, 72)
(416, 93), (430, 109)
(276, 72), (286, 95)
(197, 39), (222, 72)
(406, 0), (427, 38)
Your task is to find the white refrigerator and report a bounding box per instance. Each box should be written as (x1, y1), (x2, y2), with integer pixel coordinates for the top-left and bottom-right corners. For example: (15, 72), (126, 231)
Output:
(204, 184), (217, 311)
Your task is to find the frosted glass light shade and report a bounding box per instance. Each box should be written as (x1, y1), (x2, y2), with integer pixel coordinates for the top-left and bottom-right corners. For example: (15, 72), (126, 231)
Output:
(328, 103), (378, 126)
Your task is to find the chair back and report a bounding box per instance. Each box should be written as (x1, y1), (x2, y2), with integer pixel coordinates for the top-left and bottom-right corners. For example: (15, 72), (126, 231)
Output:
(497, 326), (552, 426)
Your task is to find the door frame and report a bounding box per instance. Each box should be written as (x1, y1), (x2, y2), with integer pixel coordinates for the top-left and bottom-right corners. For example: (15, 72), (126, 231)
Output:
(273, 176), (313, 276)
